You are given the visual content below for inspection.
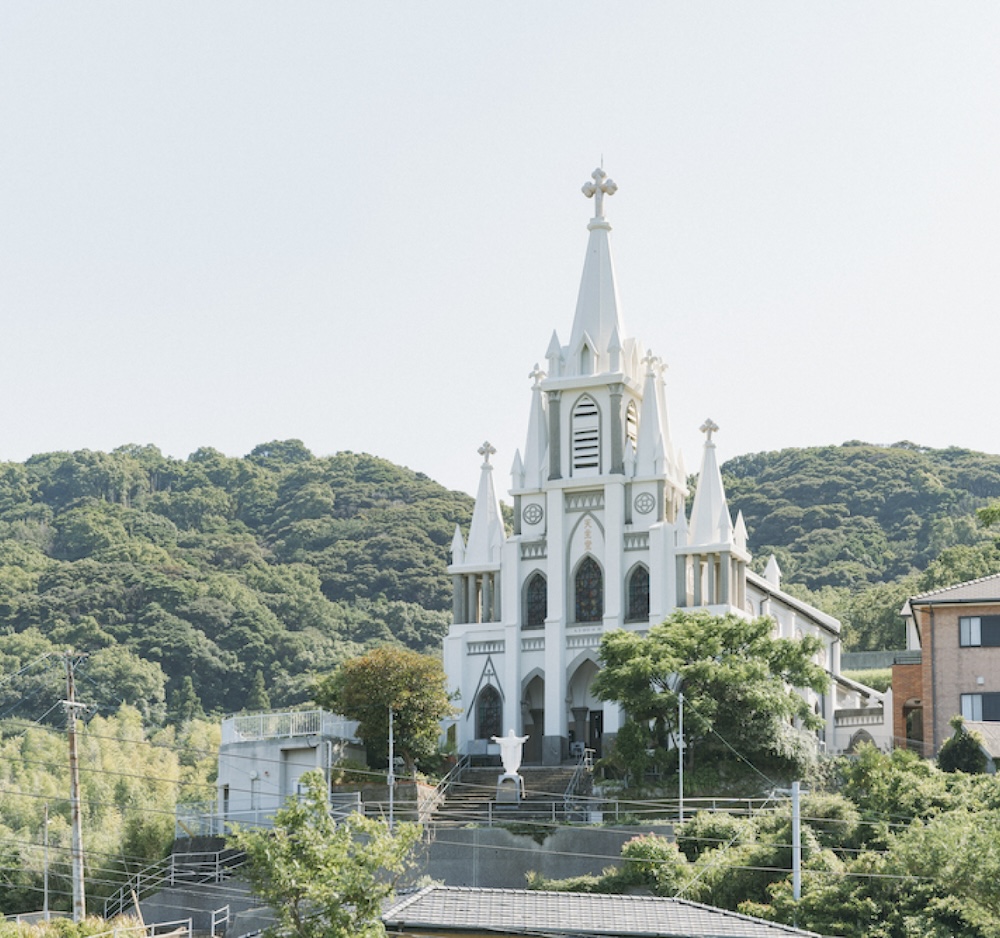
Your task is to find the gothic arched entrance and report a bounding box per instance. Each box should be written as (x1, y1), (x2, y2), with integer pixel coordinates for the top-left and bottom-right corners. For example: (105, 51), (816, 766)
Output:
(521, 673), (545, 765)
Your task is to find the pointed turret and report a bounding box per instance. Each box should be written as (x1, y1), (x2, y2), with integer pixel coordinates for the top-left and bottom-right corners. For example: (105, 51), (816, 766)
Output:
(450, 524), (466, 566)
(521, 364), (548, 490)
(653, 358), (676, 470)
(568, 168), (625, 375)
(764, 554), (782, 589)
(511, 449), (525, 490)
(545, 331), (564, 378)
(734, 511), (749, 554)
(635, 352), (666, 477)
(688, 419), (734, 546)
(608, 323), (622, 373)
(464, 441), (506, 565)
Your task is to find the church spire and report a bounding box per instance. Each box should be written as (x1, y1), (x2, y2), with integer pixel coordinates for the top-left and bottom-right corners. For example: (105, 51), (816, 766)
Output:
(568, 168), (626, 375)
(688, 419), (735, 546)
(463, 441), (506, 565)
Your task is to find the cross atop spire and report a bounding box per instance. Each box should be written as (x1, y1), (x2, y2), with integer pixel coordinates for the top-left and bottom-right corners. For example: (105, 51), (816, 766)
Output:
(700, 418), (719, 445)
(529, 363), (546, 387)
(582, 168), (618, 220)
(478, 441), (497, 466)
(641, 350), (659, 376)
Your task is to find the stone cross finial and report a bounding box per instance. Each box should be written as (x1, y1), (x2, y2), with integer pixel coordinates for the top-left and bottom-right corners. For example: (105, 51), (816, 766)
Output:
(641, 351), (659, 376)
(581, 168), (618, 219)
(478, 441), (496, 465)
(529, 363), (546, 387)
(700, 419), (719, 444)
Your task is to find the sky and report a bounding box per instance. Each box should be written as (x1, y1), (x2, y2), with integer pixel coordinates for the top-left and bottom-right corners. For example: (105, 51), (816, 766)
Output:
(2, 3), (999, 496)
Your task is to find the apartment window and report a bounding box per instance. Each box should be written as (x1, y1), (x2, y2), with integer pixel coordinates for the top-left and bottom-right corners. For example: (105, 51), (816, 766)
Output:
(961, 693), (1000, 722)
(959, 616), (1000, 647)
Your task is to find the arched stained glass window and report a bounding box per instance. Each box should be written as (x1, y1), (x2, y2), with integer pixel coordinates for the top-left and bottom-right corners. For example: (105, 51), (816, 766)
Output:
(627, 565), (650, 622)
(476, 685), (503, 740)
(524, 573), (547, 629)
(575, 556), (603, 623)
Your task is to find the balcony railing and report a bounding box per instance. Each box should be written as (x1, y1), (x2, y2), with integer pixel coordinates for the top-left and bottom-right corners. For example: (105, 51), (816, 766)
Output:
(221, 709), (357, 745)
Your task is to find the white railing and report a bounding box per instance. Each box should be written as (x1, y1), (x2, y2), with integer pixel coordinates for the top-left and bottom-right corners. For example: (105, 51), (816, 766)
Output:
(210, 905), (230, 938)
(178, 792), (362, 838)
(104, 851), (245, 920)
(455, 794), (786, 829)
(834, 707), (886, 727)
(86, 919), (192, 938)
(221, 709), (358, 745)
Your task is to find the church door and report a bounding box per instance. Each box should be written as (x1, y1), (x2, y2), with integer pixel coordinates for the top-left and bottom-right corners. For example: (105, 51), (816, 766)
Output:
(588, 710), (603, 758)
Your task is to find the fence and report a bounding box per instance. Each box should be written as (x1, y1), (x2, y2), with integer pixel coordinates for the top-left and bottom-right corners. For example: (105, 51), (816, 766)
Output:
(176, 791), (362, 838)
(104, 851), (244, 921)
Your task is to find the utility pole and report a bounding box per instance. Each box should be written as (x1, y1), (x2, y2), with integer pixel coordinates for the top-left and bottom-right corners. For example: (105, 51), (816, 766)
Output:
(677, 690), (684, 825)
(792, 780), (802, 902)
(387, 707), (395, 832)
(43, 802), (49, 922)
(63, 652), (88, 923)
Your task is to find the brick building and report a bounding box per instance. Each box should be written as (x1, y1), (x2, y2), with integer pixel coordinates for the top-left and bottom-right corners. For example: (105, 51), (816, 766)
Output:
(895, 572), (1000, 756)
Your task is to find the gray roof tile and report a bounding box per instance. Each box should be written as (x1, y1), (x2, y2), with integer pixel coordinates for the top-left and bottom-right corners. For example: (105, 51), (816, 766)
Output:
(908, 571), (1000, 605)
(383, 885), (827, 937)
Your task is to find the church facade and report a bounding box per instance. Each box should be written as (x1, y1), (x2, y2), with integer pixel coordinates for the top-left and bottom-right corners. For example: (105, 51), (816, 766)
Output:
(443, 170), (890, 765)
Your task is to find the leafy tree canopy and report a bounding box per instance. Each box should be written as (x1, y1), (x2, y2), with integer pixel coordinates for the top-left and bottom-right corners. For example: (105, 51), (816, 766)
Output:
(593, 611), (829, 780)
(937, 715), (988, 774)
(313, 646), (455, 774)
(230, 770), (419, 938)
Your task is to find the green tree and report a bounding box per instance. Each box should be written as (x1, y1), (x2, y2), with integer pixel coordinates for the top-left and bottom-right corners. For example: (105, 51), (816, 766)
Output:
(230, 770), (419, 938)
(247, 669), (271, 711)
(978, 502), (1000, 527)
(593, 611), (829, 779)
(938, 715), (988, 774)
(313, 646), (455, 774)
(168, 675), (205, 723)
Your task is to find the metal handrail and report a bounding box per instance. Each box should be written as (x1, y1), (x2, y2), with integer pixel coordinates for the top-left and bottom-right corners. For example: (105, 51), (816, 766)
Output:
(103, 851), (246, 920)
(563, 747), (595, 820)
(86, 919), (193, 938)
(419, 753), (471, 821)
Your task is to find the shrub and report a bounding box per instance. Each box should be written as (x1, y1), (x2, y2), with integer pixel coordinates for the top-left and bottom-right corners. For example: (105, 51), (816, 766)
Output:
(675, 811), (753, 862)
(938, 716), (988, 774)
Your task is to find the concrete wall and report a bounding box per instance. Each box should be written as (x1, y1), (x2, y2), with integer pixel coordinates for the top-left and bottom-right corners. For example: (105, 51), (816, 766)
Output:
(144, 825), (672, 930)
(415, 824), (673, 888)
(842, 651), (899, 671)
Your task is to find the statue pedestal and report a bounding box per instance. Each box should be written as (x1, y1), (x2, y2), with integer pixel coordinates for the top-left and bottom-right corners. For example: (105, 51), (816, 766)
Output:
(495, 772), (524, 803)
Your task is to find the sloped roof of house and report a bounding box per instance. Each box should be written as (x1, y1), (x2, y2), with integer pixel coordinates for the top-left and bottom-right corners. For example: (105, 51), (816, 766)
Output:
(383, 885), (827, 938)
(901, 571), (1000, 615)
(965, 720), (1000, 759)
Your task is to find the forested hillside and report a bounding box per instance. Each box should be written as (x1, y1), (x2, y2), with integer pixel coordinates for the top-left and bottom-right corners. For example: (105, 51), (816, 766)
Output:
(0, 441), (472, 726)
(724, 441), (1000, 649)
(2, 438), (1000, 730)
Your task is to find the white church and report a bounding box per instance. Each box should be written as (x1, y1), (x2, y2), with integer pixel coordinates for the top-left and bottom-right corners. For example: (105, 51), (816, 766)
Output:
(443, 169), (890, 766)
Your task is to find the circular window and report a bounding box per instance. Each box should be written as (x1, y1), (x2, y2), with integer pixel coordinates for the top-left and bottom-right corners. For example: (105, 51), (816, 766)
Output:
(634, 492), (656, 515)
(523, 503), (544, 525)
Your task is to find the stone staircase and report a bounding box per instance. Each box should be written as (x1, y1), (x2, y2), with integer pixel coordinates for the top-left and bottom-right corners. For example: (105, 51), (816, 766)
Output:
(433, 765), (587, 826)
